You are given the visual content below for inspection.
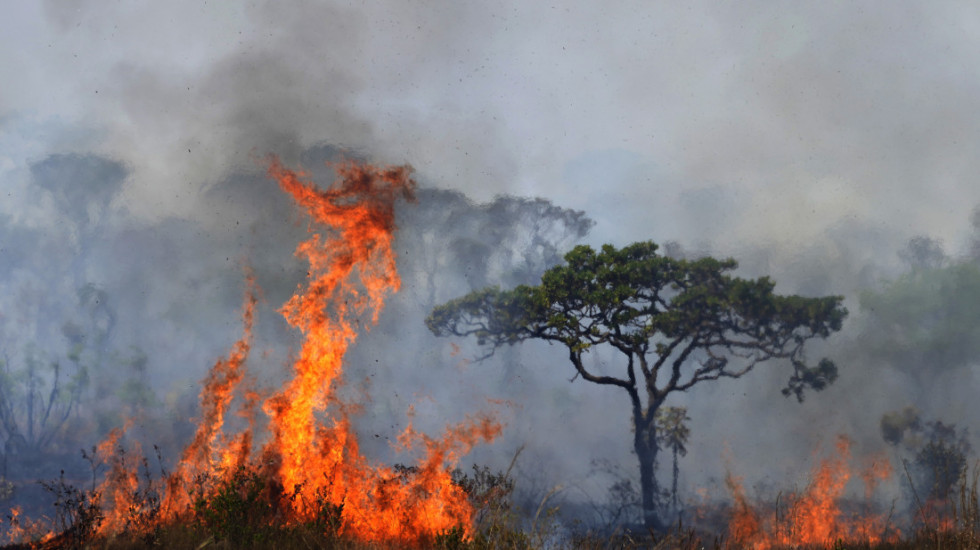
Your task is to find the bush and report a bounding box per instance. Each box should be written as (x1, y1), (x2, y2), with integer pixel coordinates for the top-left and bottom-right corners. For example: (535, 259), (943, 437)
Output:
(191, 466), (278, 546)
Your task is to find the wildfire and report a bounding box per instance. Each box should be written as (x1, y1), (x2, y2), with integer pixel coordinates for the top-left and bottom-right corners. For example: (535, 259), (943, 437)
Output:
(81, 157), (500, 546)
(727, 436), (898, 549)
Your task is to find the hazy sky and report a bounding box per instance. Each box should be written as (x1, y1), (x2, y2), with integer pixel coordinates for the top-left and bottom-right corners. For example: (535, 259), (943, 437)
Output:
(4, 1), (980, 255)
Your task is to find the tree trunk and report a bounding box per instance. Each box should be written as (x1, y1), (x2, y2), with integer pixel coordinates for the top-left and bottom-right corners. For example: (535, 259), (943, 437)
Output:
(671, 447), (679, 514)
(635, 414), (663, 531)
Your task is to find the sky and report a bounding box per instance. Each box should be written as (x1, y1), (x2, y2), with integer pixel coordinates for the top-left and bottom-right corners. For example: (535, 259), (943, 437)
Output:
(3, 0), (980, 519)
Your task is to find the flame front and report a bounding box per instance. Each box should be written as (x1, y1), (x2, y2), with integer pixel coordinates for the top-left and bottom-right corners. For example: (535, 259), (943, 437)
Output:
(727, 436), (898, 548)
(81, 157), (499, 546)
(259, 158), (500, 541)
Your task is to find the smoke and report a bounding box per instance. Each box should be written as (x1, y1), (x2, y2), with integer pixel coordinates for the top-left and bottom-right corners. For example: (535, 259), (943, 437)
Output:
(4, 0), (980, 533)
(8, 2), (980, 245)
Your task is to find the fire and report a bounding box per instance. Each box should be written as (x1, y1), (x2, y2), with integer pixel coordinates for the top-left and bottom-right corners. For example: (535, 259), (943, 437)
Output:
(726, 436), (898, 548)
(4, 507), (54, 546)
(71, 157), (500, 546)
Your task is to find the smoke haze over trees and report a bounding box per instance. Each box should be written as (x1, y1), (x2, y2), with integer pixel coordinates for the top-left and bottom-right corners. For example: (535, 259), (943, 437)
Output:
(5, 1), (980, 540)
(4, 145), (980, 536)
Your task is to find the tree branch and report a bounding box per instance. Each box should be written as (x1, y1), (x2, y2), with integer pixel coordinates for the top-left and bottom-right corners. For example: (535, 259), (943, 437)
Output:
(568, 348), (633, 391)
(661, 336), (703, 396)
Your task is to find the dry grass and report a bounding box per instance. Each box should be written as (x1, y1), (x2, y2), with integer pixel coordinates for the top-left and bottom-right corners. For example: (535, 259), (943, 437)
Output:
(93, 524), (385, 550)
(10, 518), (980, 549)
(8, 460), (980, 549)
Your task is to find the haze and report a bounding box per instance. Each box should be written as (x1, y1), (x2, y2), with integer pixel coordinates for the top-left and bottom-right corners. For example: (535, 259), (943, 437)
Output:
(2, 0), (979, 524)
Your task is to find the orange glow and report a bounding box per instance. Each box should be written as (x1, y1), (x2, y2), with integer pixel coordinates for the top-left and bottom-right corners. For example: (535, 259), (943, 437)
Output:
(726, 436), (899, 548)
(65, 157), (500, 547)
(3, 507), (54, 547)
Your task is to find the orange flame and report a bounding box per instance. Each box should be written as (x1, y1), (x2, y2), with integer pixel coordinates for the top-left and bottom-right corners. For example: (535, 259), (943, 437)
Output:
(71, 157), (500, 546)
(258, 157), (500, 542)
(726, 436), (898, 548)
(4, 506), (55, 547)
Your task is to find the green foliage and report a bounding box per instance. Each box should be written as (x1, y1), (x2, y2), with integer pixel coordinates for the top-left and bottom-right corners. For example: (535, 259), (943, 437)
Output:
(859, 262), (980, 373)
(656, 406), (691, 513)
(193, 466), (276, 546)
(428, 241), (847, 400)
(782, 358), (839, 402)
(299, 485), (345, 537)
(655, 407), (690, 458)
(445, 460), (541, 550)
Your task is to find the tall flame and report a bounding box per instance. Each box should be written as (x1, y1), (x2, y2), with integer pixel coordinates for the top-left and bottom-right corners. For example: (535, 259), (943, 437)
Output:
(261, 157), (413, 506)
(78, 157), (500, 546)
(259, 157), (500, 541)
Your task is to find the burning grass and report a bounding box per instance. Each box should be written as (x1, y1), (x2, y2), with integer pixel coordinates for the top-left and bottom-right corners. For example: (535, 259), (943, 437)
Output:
(5, 413), (980, 549)
(721, 437), (900, 548)
(8, 461), (980, 550)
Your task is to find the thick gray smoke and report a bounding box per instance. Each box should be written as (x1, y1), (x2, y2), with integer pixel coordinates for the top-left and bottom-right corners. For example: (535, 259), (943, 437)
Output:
(3, 0), (980, 533)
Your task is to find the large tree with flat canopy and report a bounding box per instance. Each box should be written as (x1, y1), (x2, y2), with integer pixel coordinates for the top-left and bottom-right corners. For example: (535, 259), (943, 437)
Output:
(426, 241), (847, 529)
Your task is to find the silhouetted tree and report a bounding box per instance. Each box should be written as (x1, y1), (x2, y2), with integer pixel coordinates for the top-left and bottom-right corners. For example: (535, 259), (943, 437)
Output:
(0, 348), (87, 460)
(427, 241), (847, 529)
(881, 407), (971, 503)
(915, 421), (970, 502)
(898, 236), (947, 272)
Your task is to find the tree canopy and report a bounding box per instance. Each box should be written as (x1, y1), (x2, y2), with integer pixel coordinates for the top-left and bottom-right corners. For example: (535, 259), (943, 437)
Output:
(859, 261), (980, 375)
(427, 241), (846, 402)
(427, 241), (847, 529)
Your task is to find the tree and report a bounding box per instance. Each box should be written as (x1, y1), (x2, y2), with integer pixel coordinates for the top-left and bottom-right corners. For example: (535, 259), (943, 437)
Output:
(655, 406), (690, 515)
(0, 329), (90, 468)
(880, 407), (971, 504)
(858, 260), (980, 390)
(914, 422), (970, 502)
(898, 235), (947, 272)
(426, 241), (847, 529)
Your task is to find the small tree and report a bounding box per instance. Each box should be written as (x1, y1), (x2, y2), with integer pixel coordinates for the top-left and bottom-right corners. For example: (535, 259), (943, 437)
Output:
(655, 406), (690, 515)
(915, 422), (970, 502)
(427, 241), (846, 529)
(0, 349), (87, 460)
(881, 407), (971, 504)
